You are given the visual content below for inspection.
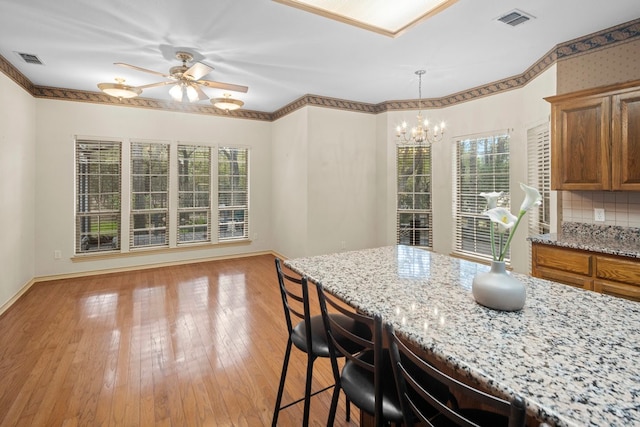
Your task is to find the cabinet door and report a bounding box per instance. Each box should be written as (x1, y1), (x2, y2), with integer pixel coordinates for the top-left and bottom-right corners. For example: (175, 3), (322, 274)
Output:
(612, 89), (640, 190)
(551, 96), (611, 190)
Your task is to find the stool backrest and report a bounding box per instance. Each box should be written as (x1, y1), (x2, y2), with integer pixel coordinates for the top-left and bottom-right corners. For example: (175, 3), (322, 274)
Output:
(275, 258), (312, 344)
(316, 283), (384, 422)
(387, 325), (526, 427)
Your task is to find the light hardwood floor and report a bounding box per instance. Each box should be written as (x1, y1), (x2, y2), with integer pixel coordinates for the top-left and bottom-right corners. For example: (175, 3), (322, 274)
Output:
(0, 254), (357, 426)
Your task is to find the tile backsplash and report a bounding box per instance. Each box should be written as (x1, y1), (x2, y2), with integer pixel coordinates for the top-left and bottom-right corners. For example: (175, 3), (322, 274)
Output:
(562, 191), (640, 227)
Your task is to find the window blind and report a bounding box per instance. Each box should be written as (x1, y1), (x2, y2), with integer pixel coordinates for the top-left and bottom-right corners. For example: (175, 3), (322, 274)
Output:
(453, 134), (510, 261)
(218, 147), (249, 241)
(527, 122), (551, 271)
(177, 145), (211, 244)
(397, 145), (432, 248)
(130, 142), (169, 248)
(527, 123), (551, 236)
(75, 139), (122, 254)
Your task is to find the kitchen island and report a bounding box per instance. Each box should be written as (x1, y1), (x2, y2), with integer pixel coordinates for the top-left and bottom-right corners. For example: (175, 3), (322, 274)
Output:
(285, 245), (640, 427)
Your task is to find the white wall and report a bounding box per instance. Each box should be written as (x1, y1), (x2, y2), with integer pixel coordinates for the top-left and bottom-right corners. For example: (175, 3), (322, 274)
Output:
(34, 99), (272, 277)
(0, 73), (36, 308)
(271, 108), (309, 258)
(271, 106), (378, 259)
(307, 107), (378, 255)
(382, 65), (557, 274)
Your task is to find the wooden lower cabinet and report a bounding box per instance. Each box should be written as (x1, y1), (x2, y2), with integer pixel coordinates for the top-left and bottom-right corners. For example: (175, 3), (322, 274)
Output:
(532, 243), (640, 302)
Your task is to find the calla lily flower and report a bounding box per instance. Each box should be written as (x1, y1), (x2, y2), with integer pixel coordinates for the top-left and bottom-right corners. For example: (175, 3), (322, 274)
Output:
(480, 191), (503, 209)
(519, 183), (542, 213)
(485, 207), (518, 233)
(479, 184), (541, 261)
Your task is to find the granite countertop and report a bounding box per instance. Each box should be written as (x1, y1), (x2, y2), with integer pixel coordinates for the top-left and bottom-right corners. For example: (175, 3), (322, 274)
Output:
(286, 245), (640, 427)
(528, 222), (640, 259)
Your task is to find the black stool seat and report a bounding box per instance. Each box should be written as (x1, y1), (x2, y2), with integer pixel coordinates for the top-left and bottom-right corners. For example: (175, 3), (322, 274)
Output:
(317, 283), (403, 427)
(271, 258), (355, 427)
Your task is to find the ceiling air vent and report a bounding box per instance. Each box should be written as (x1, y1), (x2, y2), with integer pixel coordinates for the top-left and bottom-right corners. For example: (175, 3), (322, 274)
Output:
(15, 52), (44, 65)
(497, 9), (534, 27)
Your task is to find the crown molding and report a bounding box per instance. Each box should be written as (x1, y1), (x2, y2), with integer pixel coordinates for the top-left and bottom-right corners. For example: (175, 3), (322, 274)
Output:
(2, 17), (638, 120)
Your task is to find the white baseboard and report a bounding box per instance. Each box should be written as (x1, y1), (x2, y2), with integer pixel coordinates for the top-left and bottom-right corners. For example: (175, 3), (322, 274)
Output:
(0, 278), (37, 317)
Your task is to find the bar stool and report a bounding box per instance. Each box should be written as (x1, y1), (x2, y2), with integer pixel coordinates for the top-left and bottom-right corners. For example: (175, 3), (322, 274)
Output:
(272, 258), (356, 426)
(386, 324), (527, 427)
(316, 283), (403, 427)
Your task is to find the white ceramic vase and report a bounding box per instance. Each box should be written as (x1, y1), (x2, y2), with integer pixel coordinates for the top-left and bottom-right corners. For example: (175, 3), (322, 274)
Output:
(472, 261), (526, 311)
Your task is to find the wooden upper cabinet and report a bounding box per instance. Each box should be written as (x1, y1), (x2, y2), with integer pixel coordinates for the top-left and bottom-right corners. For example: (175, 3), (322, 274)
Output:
(546, 80), (640, 191)
(612, 89), (640, 190)
(550, 96), (611, 190)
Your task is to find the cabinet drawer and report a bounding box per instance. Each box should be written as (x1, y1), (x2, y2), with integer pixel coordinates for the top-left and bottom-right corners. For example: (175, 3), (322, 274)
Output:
(596, 256), (640, 285)
(534, 245), (593, 276)
(535, 266), (593, 290)
(594, 280), (640, 302)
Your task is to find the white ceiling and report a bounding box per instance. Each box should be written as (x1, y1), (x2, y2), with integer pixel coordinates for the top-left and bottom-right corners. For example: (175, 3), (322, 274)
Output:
(1, 0), (638, 112)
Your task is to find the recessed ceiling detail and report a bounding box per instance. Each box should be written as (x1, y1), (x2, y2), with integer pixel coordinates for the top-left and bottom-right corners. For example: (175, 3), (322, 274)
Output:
(273, 0), (458, 37)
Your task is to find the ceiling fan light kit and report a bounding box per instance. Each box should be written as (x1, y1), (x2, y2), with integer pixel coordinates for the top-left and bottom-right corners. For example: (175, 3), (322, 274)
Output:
(97, 78), (142, 99)
(100, 51), (249, 107)
(212, 93), (244, 111)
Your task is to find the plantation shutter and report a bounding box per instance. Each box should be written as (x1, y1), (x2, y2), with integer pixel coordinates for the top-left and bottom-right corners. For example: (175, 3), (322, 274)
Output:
(527, 122), (551, 271)
(527, 123), (551, 236)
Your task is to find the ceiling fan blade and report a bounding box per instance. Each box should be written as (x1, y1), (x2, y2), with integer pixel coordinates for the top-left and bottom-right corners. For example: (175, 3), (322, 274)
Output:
(191, 83), (209, 101)
(135, 81), (174, 90)
(115, 62), (170, 78)
(198, 80), (249, 93)
(184, 62), (214, 81)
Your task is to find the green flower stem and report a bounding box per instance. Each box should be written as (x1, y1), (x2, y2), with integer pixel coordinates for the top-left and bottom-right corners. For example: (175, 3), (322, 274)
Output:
(498, 210), (526, 261)
(490, 221), (496, 260)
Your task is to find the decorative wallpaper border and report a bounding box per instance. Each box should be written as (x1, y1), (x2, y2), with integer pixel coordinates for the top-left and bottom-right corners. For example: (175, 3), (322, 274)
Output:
(0, 53), (34, 93)
(2, 17), (639, 121)
(31, 86), (273, 121)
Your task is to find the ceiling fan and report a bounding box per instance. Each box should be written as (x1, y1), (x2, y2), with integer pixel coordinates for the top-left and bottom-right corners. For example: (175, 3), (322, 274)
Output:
(98, 51), (248, 109)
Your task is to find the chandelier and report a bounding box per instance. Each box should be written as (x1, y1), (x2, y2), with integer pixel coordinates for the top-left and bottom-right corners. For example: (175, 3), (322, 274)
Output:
(396, 70), (445, 145)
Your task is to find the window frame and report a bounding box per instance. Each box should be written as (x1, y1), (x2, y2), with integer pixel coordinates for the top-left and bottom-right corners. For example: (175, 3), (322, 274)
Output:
(75, 139), (122, 255)
(130, 141), (170, 249)
(218, 147), (249, 241)
(453, 132), (511, 262)
(396, 144), (433, 249)
(177, 144), (212, 245)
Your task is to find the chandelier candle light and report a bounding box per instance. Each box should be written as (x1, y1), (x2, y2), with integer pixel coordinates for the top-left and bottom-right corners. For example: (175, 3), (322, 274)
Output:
(471, 183), (542, 311)
(396, 70), (445, 145)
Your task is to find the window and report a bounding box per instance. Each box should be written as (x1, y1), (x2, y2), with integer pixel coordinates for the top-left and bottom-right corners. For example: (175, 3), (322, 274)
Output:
(218, 147), (249, 240)
(178, 145), (211, 244)
(75, 140), (121, 254)
(527, 123), (551, 235)
(397, 145), (432, 248)
(75, 139), (250, 255)
(131, 142), (169, 248)
(453, 133), (510, 261)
